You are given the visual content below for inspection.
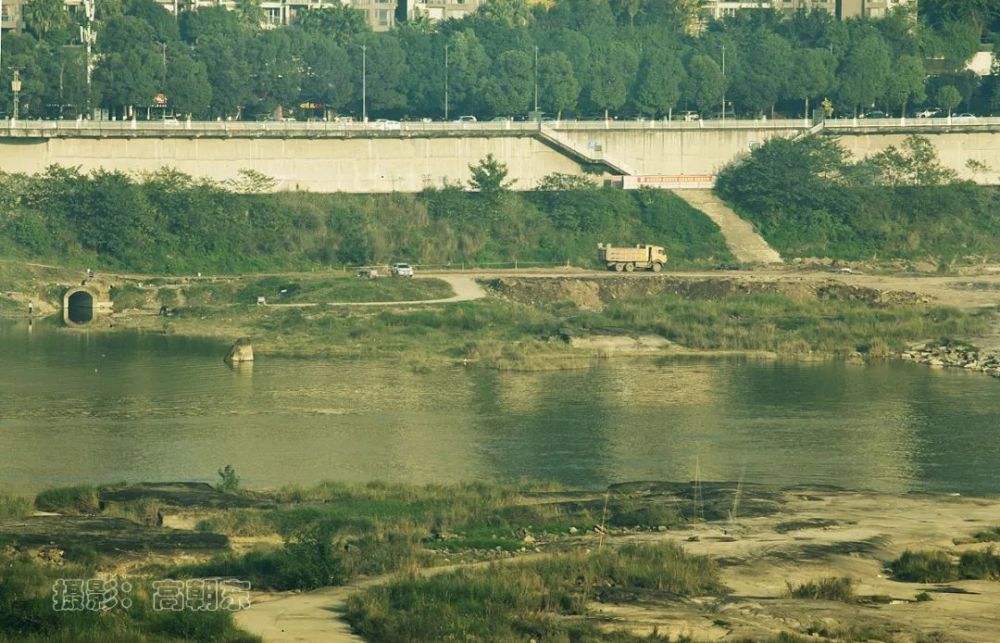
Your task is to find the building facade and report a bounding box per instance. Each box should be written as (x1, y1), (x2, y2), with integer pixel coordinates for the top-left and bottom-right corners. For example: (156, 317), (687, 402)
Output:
(702, 0), (914, 20)
(1, 0), (480, 33)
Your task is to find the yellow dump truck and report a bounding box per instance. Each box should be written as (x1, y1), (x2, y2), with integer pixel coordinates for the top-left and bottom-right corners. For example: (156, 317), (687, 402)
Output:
(597, 243), (667, 272)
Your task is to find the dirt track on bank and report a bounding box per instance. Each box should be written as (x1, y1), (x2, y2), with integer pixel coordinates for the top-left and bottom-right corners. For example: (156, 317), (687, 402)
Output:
(234, 487), (1000, 643)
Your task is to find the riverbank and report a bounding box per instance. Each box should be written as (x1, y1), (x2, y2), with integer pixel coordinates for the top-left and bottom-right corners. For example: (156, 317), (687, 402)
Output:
(2, 479), (999, 642)
(4, 261), (999, 374)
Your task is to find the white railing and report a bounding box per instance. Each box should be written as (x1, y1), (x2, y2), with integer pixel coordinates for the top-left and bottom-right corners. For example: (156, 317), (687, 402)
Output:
(824, 116), (1000, 129)
(1, 116), (997, 137)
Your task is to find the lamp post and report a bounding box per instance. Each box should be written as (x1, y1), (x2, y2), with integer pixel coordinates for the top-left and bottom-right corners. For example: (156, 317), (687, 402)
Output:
(444, 43), (449, 121)
(359, 43), (367, 123)
(721, 44), (726, 123)
(11, 68), (21, 121)
(533, 45), (539, 116)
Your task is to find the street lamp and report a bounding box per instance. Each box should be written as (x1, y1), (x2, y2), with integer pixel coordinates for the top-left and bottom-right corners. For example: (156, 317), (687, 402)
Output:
(721, 44), (726, 123)
(11, 69), (21, 121)
(444, 43), (449, 121)
(533, 45), (539, 116)
(353, 43), (366, 123)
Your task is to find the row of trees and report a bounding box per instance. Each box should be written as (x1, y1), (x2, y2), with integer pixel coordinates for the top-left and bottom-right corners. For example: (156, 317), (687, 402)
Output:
(0, 0), (994, 120)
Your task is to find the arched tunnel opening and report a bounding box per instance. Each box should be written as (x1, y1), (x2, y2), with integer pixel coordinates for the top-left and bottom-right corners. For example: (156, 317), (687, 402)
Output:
(67, 290), (95, 324)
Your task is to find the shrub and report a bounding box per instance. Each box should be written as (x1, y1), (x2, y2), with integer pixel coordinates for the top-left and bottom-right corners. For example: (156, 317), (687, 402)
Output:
(33, 485), (100, 514)
(958, 548), (1000, 580)
(0, 494), (32, 519)
(786, 577), (855, 602)
(216, 465), (240, 494)
(889, 550), (958, 583)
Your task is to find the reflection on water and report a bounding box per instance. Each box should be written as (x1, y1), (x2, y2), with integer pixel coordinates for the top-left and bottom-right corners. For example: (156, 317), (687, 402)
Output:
(1, 320), (999, 495)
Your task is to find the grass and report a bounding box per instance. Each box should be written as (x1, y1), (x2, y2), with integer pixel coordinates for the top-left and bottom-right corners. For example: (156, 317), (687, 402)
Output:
(889, 550), (958, 583)
(786, 576), (856, 602)
(0, 551), (257, 642)
(33, 485), (100, 514)
(344, 542), (724, 643)
(602, 293), (988, 356)
(0, 495), (32, 519)
(973, 526), (1000, 542)
(161, 289), (989, 366)
(774, 518), (838, 533)
(889, 548), (1000, 583)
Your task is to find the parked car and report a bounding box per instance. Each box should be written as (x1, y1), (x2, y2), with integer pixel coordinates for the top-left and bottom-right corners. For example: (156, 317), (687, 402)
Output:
(391, 263), (414, 277)
(677, 111), (701, 121)
(455, 115), (477, 123)
(491, 116), (512, 122)
(915, 108), (940, 118)
(375, 119), (401, 130)
(955, 113), (977, 120)
(861, 110), (887, 119)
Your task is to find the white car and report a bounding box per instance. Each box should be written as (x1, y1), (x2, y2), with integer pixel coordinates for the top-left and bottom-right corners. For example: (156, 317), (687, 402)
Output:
(375, 119), (401, 130)
(390, 263), (414, 277)
(455, 115), (477, 123)
(915, 108), (940, 118)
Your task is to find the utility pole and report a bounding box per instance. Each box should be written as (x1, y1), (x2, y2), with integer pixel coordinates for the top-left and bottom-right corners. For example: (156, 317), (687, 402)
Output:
(721, 44), (726, 123)
(81, 0), (95, 117)
(444, 43), (449, 121)
(361, 44), (367, 123)
(11, 68), (20, 121)
(533, 45), (539, 116)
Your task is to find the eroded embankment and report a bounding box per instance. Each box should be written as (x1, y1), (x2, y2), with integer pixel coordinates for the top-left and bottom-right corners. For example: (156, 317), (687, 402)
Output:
(483, 275), (927, 311)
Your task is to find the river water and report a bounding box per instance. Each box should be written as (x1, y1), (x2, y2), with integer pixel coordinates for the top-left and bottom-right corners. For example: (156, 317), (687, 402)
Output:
(2, 320), (999, 496)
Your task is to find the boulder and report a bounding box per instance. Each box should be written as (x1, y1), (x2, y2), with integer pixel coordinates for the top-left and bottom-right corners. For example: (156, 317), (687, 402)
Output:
(224, 338), (254, 364)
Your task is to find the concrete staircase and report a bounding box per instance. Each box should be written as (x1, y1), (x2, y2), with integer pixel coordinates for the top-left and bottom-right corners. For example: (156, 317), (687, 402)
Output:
(537, 126), (637, 175)
(673, 190), (782, 265)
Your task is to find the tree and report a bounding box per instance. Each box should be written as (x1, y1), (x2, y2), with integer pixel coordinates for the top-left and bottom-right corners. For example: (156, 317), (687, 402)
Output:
(936, 84), (961, 117)
(883, 54), (926, 118)
(299, 35), (353, 115)
(236, 0), (265, 30)
(481, 50), (532, 116)
(681, 54), (725, 113)
(247, 29), (302, 117)
(165, 51), (212, 117)
(445, 30), (489, 117)
(22, 0), (72, 42)
(730, 32), (793, 116)
(355, 35), (408, 114)
(786, 48), (836, 120)
(477, 0), (532, 27)
(588, 41), (638, 118)
(469, 153), (515, 196)
(538, 51), (580, 119)
(294, 5), (370, 45)
(837, 33), (891, 116)
(94, 15), (160, 116)
(634, 48), (685, 117)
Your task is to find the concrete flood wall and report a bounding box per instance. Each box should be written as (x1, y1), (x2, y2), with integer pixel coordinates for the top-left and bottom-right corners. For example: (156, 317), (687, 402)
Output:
(1, 126), (998, 192)
(0, 135), (586, 192)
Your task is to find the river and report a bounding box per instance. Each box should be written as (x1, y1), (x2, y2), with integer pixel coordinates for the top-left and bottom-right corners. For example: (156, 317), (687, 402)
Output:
(2, 320), (999, 496)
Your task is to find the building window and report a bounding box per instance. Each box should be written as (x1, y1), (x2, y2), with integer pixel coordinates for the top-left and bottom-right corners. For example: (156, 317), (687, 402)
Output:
(378, 8), (390, 24)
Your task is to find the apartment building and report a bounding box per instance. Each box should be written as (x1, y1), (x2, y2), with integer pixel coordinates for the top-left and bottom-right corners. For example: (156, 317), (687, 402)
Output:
(702, 0), (914, 20)
(401, 0), (481, 23)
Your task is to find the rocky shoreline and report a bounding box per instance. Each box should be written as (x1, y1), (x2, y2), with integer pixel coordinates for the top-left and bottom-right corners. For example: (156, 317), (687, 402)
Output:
(900, 342), (1000, 378)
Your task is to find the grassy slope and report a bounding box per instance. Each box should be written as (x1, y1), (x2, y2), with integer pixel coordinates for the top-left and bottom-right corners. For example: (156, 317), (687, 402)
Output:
(714, 136), (1000, 264)
(0, 168), (733, 274)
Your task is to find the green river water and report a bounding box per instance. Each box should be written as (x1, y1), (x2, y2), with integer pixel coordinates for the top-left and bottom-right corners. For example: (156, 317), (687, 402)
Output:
(1, 320), (998, 496)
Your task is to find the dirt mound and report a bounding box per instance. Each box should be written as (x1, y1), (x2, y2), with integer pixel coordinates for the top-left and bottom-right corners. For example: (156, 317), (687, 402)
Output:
(0, 516), (228, 554)
(484, 276), (923, 310)
(100, 482), (267, 509)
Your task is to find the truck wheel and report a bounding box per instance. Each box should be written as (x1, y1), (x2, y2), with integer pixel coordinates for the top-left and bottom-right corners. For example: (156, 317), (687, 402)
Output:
(614, 263), (624, 272)
(624, 262), (635, 272)
(652, 262), (662, 273)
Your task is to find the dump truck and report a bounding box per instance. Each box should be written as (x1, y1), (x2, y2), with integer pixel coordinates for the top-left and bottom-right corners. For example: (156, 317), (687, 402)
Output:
(597, 243), (667, 272)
